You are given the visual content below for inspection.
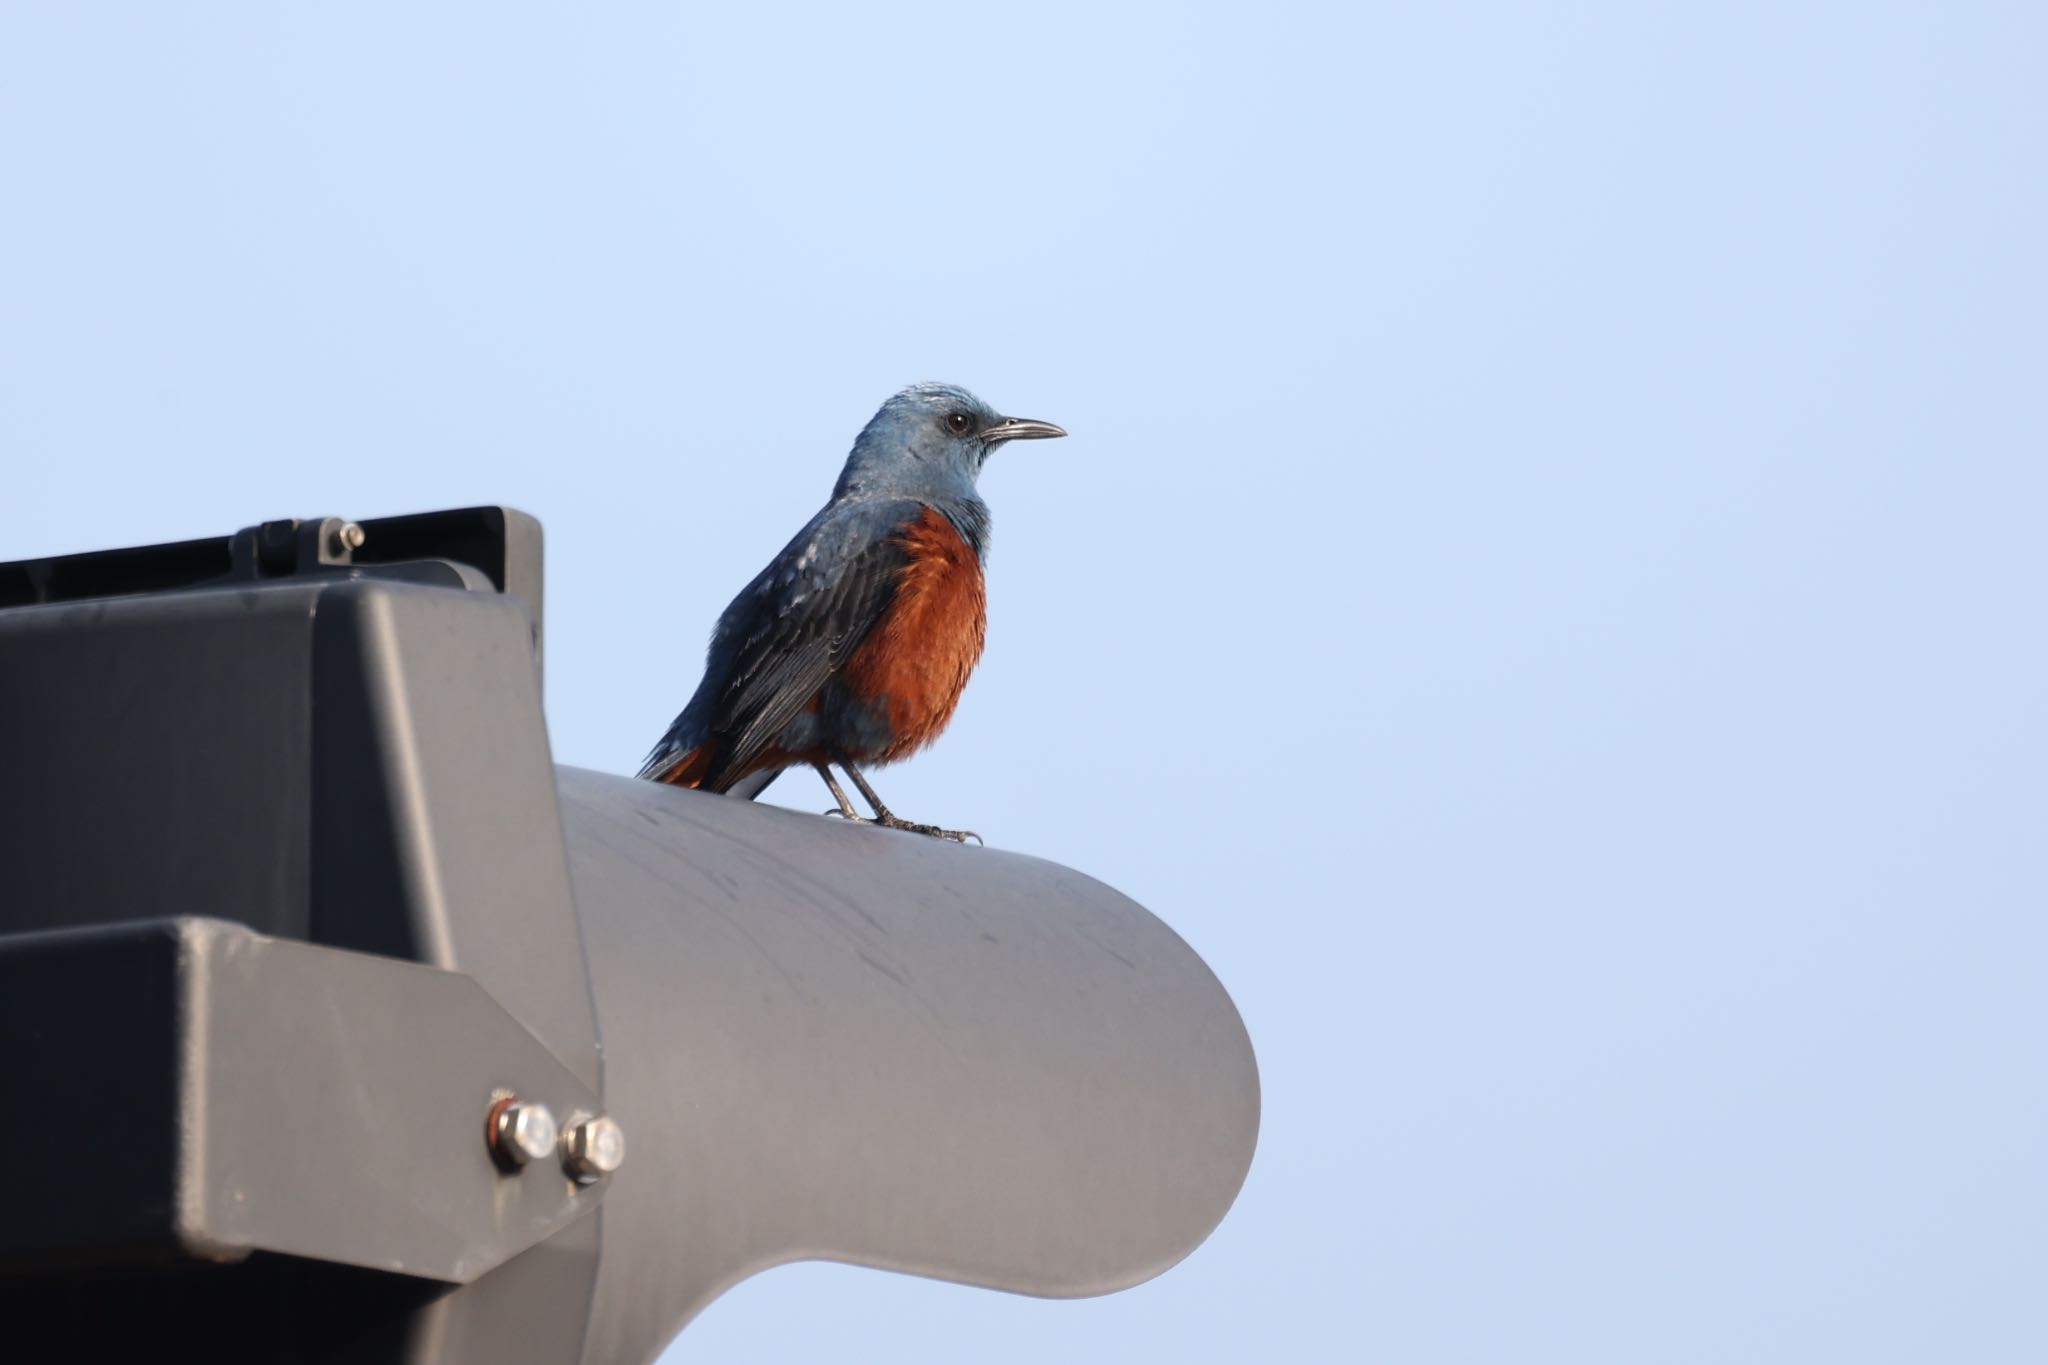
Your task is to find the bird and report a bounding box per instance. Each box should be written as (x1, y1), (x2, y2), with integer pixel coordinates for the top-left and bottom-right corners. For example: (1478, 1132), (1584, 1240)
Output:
(638, 383), (1065, 842)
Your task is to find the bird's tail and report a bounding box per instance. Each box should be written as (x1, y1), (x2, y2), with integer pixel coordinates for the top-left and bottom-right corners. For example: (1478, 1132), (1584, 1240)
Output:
(638, 740), (781, 801)
(641, 741), (715, 788)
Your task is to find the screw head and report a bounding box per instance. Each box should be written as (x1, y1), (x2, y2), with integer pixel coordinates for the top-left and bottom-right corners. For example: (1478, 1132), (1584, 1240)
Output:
(560, 1113), (626, 1183)
(339, 522), (367, 551)
(489, 1097), (559, 1168)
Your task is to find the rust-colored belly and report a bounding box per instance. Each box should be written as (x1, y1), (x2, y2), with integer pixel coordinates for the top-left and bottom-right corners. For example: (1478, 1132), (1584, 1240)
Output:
(842, 506), (987, 761)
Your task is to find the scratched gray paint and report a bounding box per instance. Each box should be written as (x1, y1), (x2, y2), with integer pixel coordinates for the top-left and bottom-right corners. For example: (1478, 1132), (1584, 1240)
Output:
(556, 767), (1260, 1365)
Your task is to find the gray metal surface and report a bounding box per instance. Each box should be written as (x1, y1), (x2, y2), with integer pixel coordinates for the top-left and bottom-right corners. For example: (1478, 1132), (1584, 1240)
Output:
(308, 581), (599, 1093)
(0, 917), (602, 1283)
(0, 585), (321, 940)
(557, 768), (1260, 1364)
(0, 572), (600, 1093)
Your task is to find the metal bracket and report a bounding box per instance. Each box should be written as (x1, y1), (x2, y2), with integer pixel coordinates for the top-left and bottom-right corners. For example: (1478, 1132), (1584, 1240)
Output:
(0, 917), (603, 1284)
(0, 505), (544, 682)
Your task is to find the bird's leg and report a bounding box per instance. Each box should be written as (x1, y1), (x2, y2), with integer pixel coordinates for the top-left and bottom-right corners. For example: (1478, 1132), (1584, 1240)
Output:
(813, 762), (866, 822)
(839, 759), (981, 845)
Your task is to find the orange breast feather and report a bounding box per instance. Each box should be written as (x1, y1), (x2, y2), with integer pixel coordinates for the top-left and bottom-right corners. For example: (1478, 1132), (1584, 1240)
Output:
(843, 506), (987, 761)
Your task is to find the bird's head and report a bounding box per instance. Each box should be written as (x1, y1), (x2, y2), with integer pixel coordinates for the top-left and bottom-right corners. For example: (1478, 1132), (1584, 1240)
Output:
(835, 383), (1065, 500)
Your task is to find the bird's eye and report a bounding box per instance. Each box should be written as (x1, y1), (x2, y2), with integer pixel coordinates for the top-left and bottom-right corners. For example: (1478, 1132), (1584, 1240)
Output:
(946, 412), (974, 436)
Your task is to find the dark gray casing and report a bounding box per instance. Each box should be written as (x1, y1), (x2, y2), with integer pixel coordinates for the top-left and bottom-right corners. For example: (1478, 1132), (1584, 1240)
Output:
(0, 534), (1258, 1364)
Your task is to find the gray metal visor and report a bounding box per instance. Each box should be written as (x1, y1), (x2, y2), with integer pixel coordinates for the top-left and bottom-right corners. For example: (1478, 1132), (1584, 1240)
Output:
(558, 768), (1260, 1358)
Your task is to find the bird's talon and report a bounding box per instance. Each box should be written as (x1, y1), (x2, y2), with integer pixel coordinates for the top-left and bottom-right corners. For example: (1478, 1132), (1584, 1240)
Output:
(872, 815), (981, 844)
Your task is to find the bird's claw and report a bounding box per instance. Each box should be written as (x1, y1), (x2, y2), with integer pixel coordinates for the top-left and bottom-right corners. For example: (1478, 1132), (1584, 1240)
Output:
(878, 816), (982, 845)
(825, 808), (982, 845)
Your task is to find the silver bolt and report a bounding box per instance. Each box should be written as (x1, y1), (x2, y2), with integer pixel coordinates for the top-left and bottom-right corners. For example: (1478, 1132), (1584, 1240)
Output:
(337, 522), (367, 552)
(559, 1113), (626, 1184)
(490, 1097), (559, 1168)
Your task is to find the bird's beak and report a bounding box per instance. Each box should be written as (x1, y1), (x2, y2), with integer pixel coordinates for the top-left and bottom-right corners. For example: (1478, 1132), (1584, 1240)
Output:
(984, 416), (1067, 444)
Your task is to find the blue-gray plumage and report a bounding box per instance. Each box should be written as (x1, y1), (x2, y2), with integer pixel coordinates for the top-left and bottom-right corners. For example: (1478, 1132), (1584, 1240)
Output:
(638, 383), (1065, 841)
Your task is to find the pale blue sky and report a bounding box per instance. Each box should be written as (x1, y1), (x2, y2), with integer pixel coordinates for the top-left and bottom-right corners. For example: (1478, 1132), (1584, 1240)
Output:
(5, 4), (2046, 1361)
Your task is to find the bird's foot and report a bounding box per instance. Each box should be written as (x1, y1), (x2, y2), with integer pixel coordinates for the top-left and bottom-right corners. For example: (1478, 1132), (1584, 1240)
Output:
(877, 813), (982, 845)
(817, 763), (981, 843)
(832, 808), (980, 844)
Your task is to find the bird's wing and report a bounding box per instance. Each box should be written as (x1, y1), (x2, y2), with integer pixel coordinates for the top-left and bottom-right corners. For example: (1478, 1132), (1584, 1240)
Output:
(698, 496), (925, 787)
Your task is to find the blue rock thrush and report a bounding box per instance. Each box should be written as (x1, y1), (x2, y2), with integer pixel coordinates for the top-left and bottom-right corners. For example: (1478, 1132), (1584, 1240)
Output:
(638, 383), (1065, 842)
